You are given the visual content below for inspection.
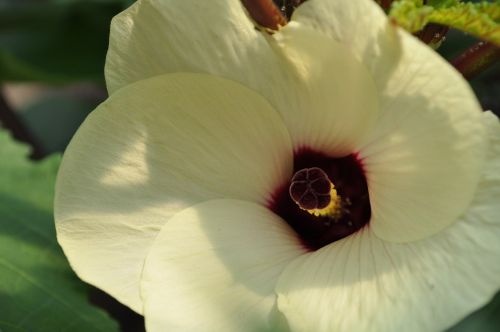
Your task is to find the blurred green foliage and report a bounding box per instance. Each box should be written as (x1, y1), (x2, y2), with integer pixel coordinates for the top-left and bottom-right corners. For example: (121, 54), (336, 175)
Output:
(0, 0), (133, 83)
(0, 130), (120, 332)
(390, 0), (500, 45)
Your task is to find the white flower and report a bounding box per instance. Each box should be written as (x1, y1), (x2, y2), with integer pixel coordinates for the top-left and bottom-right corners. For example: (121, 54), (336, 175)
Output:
(54, 0), (500, 331)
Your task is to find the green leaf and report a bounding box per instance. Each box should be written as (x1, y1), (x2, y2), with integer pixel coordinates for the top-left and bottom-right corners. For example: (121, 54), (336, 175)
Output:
(390, 0), (500, 45)
(0, 1), (129, 83)
(0, 130), (119, 332)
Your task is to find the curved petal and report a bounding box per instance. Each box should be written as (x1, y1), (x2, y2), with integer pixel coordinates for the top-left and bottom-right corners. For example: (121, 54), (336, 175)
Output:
(106, 0), (379, 155)
(292, 0), (400, 89)
(272, 24), (379, 156)
(141, 199), (306, 332)
(105, 0), (284, 94)
(276, 112), (500, 332)
(294, 0), (488, 242)
(55, 73), (293, 312)
(358, 31), (487, 242)
(468, 112), (500, 222)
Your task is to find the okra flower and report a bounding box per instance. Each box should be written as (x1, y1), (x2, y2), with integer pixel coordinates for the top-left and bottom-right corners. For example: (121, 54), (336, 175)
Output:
(55, 0), (500, 331)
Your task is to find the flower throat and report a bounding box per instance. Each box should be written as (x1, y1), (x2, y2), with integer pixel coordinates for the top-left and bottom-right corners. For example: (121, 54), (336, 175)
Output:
(268, 148), (371, 251)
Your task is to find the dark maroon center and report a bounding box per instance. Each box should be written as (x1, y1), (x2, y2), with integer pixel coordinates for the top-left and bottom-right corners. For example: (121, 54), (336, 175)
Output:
(268, 147), (371, 251)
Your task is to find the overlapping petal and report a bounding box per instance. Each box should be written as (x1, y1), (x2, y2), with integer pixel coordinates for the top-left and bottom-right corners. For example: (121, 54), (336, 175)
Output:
(57, 0), (499, 327)
(275, 112), (500, 332)
(292, 0), (395, 82)
(55, 73), (293, 312)
(273, 24), (379, 155)
(357, 31), (487, 242)
(107, 0), (487, 243)
(106, 0), (380, 153)
(294, 0), (487, 242)
(141, 199), (306, 332)
(105, 0), (285, 95)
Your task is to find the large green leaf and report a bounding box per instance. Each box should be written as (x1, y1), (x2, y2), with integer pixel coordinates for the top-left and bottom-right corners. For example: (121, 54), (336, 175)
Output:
(0, 130), (119, 332)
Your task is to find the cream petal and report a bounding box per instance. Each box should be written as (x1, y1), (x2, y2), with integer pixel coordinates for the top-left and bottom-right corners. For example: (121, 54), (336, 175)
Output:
(468, 112), (500, 222)
(276, 112), (500, 332)
(358, 31), (487, 242)
(105, 0), (286, 94)
(107, 0), (380, 154)
(141, 199), (306, 332)
(272, 23), (379, 155)
(294, 0), (488, 242)
(293, 0), (405, 102)
(292, 0), (394, 79)
(55, 73), (293, 313)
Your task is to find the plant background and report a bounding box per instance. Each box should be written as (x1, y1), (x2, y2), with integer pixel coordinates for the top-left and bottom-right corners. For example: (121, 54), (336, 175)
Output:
(0, 0), (498, 331)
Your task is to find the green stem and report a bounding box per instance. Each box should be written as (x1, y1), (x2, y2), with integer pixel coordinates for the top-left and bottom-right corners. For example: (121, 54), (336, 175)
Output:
(451, 41), (500, 80)
(241, 0), (287, 31)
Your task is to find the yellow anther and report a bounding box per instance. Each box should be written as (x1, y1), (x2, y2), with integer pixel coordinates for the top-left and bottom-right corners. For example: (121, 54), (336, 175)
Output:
(289, 167), (343, 220)
(305, 186), (342, 219)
